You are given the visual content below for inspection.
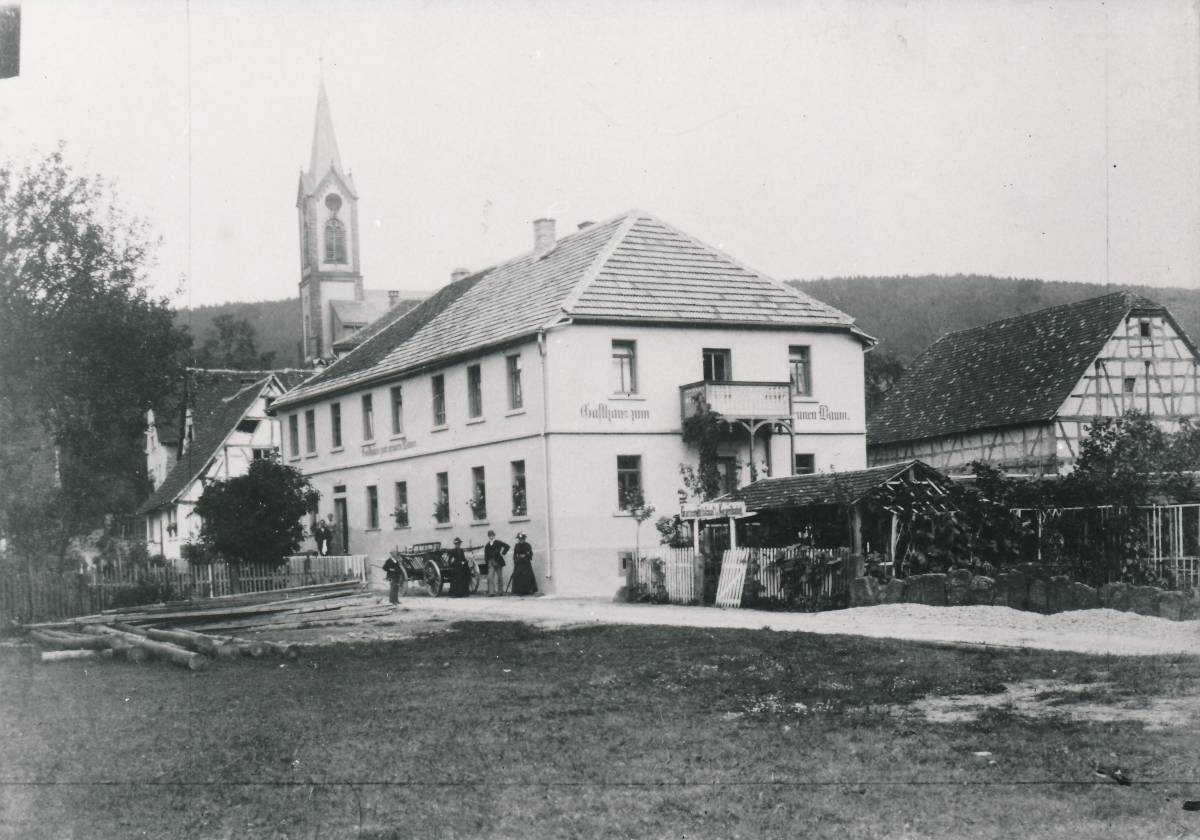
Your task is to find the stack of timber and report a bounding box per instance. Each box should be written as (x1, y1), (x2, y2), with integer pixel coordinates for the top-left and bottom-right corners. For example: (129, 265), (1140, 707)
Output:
(17, 579), (381, 670)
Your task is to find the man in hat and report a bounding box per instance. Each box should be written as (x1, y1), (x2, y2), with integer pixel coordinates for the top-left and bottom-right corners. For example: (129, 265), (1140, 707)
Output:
(446, 537), (472, 597)
(482, 529), (510, 596)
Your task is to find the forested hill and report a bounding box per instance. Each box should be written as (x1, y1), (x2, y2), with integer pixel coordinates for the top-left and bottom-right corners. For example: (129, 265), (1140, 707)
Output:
(177, 277), (1200, 370)
(790, 276), (1200, 362)
(175, 298), (300, 366)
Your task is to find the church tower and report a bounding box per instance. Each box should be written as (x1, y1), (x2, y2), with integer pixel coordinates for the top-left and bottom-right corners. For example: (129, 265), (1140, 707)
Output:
(298, 77), (363, 363)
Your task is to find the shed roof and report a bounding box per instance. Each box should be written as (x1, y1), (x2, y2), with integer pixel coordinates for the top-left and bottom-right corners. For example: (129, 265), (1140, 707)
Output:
(274, 210), (867, 409)
(868, 292), (1181, 445)
(727, 460), (947, 510)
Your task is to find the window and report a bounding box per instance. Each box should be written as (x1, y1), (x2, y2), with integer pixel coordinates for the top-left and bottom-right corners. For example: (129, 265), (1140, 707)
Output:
(506, 355), (523, 410)
(511, 460), (527, 517)
(324, 218), (346, 263)
(330, 402), (342, 448)
(435, 472), (450, 523)
(288, 415), (299, 457)
(304, 410), (316, 454)
(703, 349), (732, 382)
(252, 448), (273, 461)
(390, 386), (404, 436)
(794, 453), (816, 475)
(612, 341), (637, 395)
(1124, 376), (1137, 394)
(361, 394), (375, 441)
(1140, 320), (1152, 338)
(717, 456), (738, 494)
(432, 374), (446, 426)
(393, 481), (409, 528)
(166, 507), (178, 538)
(467, 364), (483, 419)
(617, 455), (642, 510)
(366, 485), (379, 530)
(789, 346), (812, 397)
(470, 466), (487, 520)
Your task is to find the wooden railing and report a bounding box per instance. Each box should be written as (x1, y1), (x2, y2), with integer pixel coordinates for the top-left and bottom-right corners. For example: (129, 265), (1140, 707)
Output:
(679, 380), (792, 421)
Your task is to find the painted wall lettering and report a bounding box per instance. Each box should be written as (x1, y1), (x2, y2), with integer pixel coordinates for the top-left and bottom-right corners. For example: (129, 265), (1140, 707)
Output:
(579, 402), (651, 422)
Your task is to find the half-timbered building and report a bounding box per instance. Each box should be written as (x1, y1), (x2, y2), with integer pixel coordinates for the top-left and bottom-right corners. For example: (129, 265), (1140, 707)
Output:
(868, 292), (1200, 475)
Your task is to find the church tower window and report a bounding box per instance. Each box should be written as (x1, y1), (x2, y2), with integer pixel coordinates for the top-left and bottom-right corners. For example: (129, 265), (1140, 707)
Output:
(324, 217), (346, 264)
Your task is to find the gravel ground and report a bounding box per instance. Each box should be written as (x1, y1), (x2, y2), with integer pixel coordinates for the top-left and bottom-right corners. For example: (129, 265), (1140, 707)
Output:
(263, 591), (1200, 656)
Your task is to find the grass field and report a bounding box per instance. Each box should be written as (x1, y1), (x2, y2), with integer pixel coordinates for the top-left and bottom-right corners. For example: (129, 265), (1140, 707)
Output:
(1, 622), (1198, 839)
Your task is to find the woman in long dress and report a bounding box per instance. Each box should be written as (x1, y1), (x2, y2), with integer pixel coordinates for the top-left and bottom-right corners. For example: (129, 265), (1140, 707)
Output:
(447, 538), (472, 597)
(510, 532), (538, 595)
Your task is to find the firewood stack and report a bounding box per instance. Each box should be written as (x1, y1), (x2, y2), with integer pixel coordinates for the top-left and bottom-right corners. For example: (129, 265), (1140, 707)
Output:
(14, 579), (388, 670)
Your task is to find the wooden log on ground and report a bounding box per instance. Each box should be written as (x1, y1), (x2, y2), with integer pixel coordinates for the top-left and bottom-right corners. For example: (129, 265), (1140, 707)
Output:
(64, 627), (147, 663)
(37, 649), (103, 662)
(30, 629), (111, 651)
(83, 626), (209, 671)
(142, 628), (239, 659)
(189, 604), (393, 634)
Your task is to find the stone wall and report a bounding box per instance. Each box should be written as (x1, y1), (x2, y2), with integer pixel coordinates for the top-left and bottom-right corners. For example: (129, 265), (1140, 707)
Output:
(849, 570), (1200, 621)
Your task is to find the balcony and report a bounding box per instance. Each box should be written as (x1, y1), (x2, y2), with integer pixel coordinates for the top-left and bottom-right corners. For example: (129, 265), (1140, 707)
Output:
(680, 380), (793, 422)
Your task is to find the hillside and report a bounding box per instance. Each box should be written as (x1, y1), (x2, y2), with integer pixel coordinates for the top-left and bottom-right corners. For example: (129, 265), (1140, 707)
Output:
(177, 278), (1200, 372)
(791, 276), (1200, 362)
(175, 299), (300, 367)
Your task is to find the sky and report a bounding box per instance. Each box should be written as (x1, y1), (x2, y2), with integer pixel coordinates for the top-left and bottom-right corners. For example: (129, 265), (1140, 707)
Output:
(2, 0), (1198, 308)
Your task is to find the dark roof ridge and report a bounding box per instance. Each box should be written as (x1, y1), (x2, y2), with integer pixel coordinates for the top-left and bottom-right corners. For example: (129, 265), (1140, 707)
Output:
(930, 290), (1156, 343)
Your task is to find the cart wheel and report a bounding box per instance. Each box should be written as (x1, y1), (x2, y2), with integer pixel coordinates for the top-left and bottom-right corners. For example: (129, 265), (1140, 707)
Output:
(469, 563), (481, 594)
(423, 560), (442, 596)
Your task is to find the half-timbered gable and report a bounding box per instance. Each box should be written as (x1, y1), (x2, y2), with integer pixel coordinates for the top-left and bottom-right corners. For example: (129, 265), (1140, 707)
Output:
(868, 292), (1200, 475)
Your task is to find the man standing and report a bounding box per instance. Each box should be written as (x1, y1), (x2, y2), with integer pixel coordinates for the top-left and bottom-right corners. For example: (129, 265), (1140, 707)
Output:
(382, 552), (403, 605)
(313, 517), (332, 556)
(483, 529), (510, 596)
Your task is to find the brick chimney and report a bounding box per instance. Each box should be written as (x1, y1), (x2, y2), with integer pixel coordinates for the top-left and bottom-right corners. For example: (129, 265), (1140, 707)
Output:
(450, 268), (470, 283)
(533, 218), (556, 256)
(577, 221), (594, 230)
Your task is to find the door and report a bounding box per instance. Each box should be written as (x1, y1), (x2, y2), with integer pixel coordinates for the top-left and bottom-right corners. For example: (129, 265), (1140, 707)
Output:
(334, 497), (349, 555)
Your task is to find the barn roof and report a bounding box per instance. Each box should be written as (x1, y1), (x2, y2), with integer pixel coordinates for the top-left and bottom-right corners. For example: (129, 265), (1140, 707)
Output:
(273, 209), (869, 410)
(727, 460), (948, 510)
(868, 292), (1182, 446)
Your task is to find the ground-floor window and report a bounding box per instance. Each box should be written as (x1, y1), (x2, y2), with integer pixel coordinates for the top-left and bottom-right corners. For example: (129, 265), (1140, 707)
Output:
(511, 460), (527, 516)
(717, 456), (738, 494)
(393, 481), (409, 528)
(470, 466), (487, 520)
(435, 472), (450, 523)
(366, 485), (379, 530)
(794, 453), (816, 475)
(617, 455), (642, 509)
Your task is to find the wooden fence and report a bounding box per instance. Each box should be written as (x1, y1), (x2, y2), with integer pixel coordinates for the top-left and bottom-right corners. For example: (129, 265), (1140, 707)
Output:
(625, 545), (854, 608)
(0, 555), (368, 626)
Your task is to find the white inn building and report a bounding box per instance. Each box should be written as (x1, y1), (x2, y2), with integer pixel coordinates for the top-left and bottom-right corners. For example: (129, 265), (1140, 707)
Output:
(270, 211), (874, 597)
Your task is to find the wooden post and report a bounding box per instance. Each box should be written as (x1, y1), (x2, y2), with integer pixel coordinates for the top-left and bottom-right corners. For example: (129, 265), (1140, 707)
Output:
(728, 517), (737, 551)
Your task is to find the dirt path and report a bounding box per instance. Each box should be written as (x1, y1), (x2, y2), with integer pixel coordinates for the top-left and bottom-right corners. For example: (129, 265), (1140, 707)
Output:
(253, 592), (1200, 656)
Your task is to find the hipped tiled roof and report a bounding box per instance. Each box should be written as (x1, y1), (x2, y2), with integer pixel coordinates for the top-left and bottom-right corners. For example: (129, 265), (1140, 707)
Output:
(868, 292), (1174, 445)
(137, 370), (288, 514)
(728, 460), (946, 510)
(274, 210), (866, 409)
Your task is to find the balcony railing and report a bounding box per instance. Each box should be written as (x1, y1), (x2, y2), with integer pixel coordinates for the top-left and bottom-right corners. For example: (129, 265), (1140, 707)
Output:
(680, 380), (793, 421)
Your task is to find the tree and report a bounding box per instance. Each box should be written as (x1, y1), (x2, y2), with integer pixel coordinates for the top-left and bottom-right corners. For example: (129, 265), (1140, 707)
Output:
(864, 348), (905, 417)
(193, 458), (319, 567)
(619, 486), (656, 561)
(193, 313), (276, 370)
(0, 149), (190, 567)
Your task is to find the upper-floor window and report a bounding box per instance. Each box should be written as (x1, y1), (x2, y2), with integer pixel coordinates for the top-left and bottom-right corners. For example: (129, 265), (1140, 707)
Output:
(794, 453), (816, 475)
(288, 415), (300, 458)
(617, 454), (643, 510)
(789, 346), (812, 397)
(432, 374), (447, 426)
(361, 393), (375, 442)
(703, 348), (731, 382)
(467, 364), (483, 419)
(1124, 376), (1137, 394)
(612, 341), (637, 395)
(1139, 320), (1152, 338)
(324, 218), (347, 264)
(390, 386), (404, 436)
(717, 456), (738, 494)
(506, 355), (523, 410)
(304, 409), (316, 454)
(330, 402), (342, 449)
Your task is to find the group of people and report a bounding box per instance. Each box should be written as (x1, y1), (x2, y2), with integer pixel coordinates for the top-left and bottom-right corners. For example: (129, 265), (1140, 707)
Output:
(382, 529), (538, 604)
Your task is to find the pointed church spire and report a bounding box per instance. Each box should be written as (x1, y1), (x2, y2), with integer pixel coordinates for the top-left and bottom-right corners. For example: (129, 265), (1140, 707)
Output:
(308, 75), (344, 179)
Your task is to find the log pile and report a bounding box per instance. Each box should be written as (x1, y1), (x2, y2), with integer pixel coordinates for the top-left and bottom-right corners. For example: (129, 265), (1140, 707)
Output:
(16, 579), (378, 670)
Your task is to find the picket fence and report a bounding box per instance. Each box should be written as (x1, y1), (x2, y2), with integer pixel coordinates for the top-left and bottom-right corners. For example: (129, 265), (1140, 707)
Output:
(0, 555), (368, 626)
(626, 546), (854, 608)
